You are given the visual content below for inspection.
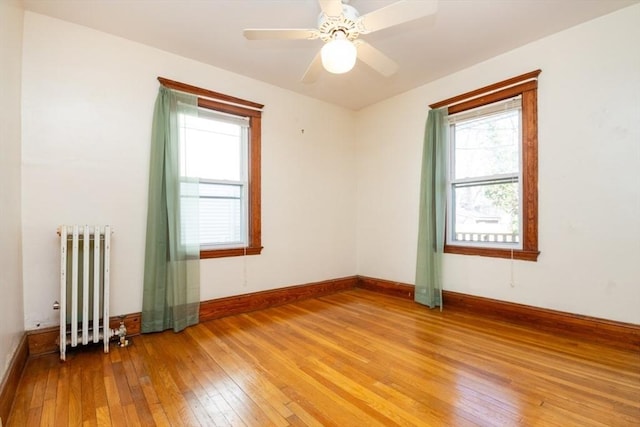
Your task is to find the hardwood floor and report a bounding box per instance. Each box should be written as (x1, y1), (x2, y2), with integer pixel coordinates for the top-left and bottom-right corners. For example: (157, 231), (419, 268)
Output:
(7, 289), (640, 426)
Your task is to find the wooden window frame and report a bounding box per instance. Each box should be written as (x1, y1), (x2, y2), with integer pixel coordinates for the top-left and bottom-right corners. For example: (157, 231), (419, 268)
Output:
(158, 77), (263, 259)
(430, 70), (541, 261)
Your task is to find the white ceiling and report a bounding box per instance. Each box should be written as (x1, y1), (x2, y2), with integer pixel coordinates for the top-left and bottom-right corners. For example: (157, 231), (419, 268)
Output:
(22, 0), (638, 110)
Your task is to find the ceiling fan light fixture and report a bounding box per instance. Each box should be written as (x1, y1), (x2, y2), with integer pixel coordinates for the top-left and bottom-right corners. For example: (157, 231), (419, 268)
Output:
(244, 0), (439, 82)
(321, 32), (357, 74)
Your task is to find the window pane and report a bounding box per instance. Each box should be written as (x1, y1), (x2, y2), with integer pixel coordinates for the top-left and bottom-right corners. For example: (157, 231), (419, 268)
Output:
(453, 109), (520, 179)
(199, 182), (244, 246)
(178, 108), (250, 250)
(451, 181), (520, 245)
(181, 115), (243, 181)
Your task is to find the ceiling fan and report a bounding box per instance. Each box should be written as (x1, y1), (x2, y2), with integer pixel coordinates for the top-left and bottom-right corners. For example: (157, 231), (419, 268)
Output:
(243, 0), (438, 83)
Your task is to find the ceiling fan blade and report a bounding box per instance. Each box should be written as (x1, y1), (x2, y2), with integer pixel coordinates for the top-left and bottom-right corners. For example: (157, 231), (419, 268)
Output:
(301, 50), (323, 84)
(355, 40), (398, 77)
(318, 0), (343, 17)
(359, 0), (438, 33)
(243, 28), (319, 40)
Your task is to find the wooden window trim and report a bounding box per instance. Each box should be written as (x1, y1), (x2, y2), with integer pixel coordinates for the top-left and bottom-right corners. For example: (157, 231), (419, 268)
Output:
(158, 77), (263, 259)
(433, 70), (541, 262)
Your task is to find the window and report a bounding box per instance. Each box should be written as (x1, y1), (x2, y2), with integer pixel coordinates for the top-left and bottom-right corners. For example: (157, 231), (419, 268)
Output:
(180, 109), (248, 248)
(448, 97), (522, 248)
(159, 77), (263, 259)
(431, 70), (540, 261)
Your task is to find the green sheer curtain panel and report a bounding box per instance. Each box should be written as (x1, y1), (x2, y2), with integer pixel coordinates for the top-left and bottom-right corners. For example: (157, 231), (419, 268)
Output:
(142, 86), (201, 333)
(415, 107), (448, 309)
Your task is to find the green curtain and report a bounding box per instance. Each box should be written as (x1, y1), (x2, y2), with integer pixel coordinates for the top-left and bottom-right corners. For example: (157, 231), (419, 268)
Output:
(415, 107), (448, 309)
(142, 87), (200, 333)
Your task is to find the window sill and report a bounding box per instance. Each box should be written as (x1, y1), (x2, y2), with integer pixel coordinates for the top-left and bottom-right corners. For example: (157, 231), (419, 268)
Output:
(444, 245), (539, 261)
(200, 246), (263, 259)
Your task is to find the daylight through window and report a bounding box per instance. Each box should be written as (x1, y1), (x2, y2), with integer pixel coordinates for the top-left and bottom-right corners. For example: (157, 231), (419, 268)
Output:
(180, 109), (249, 248)
(448, 97), (522, 249)
(431, 70), (541, 261)
(159, 77), (263, 259)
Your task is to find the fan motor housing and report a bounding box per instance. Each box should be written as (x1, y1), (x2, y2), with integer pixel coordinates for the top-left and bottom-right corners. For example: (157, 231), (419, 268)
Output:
(318, 4), (361, 41)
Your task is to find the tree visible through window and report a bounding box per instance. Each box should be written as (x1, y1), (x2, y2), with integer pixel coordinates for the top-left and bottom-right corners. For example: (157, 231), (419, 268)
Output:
(430, 70), (541, 261)
(449, 98), (522, 247)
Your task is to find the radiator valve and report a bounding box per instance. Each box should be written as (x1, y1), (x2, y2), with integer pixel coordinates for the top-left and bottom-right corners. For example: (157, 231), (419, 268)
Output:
(116, 321), (129, 347)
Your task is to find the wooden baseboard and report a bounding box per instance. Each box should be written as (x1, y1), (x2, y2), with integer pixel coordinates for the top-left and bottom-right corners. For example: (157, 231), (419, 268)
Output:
(356, 276), (414, 299)
(27, 312), (142, 356)
(26, 275), (639, 356)
(26, 327), (58, 356)
(443, 290), (640, 351)
(0, 333), (28, 424)
(26, 278), (358, 355)
(199, 276), (358, 322)
(355, 275), (639, 351)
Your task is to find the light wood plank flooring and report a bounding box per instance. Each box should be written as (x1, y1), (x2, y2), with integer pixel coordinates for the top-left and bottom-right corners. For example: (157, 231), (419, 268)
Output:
(7, 289), (640, 426)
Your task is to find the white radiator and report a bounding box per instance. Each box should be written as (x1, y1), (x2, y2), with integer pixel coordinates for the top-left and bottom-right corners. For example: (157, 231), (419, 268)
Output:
(58, 225), (123, 361)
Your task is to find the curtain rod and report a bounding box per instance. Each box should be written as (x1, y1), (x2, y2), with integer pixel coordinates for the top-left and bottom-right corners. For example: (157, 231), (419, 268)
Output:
(157, 77), (264, 112)
(429, 69), (541, 110)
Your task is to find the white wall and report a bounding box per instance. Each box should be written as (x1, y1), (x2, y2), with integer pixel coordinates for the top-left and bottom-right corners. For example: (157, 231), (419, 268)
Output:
(21, 12), (357, 330)
(0, 0), (26, 381)
(20, 5), (640, 331)
(356, 5), (640, 324)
